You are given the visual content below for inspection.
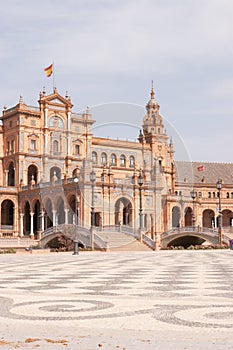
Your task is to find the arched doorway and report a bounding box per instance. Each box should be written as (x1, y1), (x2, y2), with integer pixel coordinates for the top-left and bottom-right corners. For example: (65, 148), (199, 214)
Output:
(115, 198), (133, 226)
(44, 198), (53, 229)
(172, 206), (180, 228)
(1, 200), (14, 227)
(33, 200), (40, 235)
(8, 162), (15, 186)
(28, 165), (38, 185)
(68, 194), (79, 224)
(202, 209), (215, 228)
(24, 201), (30, 235)
(57, 197), (65, 225)
(222, 209), (233, 227)
(184, 207), (192, 226)
(50, 166), (61, 181)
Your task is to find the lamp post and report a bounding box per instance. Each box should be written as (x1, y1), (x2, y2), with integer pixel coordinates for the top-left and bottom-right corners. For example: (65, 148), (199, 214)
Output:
(73, 176), (79, 255)
(138, 168), (143, 242)
(190, 189), (197, 229)
(216, 178), (222, 245)
(90, 170), (96, 250)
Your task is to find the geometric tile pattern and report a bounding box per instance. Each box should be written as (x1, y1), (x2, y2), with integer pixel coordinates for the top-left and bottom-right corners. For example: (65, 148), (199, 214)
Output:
(0, 250), (233, 349)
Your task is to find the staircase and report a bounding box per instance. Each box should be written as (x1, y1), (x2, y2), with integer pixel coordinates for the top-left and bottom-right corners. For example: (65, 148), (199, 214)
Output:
(96, 231), (152, 251)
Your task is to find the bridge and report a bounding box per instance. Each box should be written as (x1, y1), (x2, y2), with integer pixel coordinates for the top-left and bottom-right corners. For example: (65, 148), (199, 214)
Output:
(39, 224), (155, 251)
(1, 225), (232, 251)
(161, 226), (233, 248)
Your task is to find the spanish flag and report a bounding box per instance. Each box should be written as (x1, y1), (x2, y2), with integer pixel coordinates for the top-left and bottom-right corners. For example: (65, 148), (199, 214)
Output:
(44, 63), (53, 77)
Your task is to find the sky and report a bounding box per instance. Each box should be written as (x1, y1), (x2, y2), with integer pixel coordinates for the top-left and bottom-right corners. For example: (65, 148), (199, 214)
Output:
(1, 0), (233, 162)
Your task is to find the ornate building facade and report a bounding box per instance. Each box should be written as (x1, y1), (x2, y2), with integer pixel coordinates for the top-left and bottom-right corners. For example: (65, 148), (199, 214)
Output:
(0, 86), (233, 248)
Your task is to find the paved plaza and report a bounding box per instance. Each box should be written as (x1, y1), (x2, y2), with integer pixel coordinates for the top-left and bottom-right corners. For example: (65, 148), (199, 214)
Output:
(0, 250), (233, 349)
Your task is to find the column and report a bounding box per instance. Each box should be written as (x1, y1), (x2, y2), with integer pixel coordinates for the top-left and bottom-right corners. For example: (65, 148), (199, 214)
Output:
(30, 212), (34, 237)
(64, 209), (69, 225)
(67, 111), (71, 156)
(52, 210), (57, 226)
(41, 211), (45, 232)
(20, 213), (24, 237)
(5, 170), (9, 186)
(44, 108), (48, 128)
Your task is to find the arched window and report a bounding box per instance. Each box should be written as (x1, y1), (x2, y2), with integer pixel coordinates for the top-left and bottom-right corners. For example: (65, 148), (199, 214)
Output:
(226, 192), (230, 198)
(27, 164), (38, 185)
(92, 151), (97, 164)
(208, 192), (211, 198)
(101, 152), (107, 165)
(75, 144), (80, 155)
(129, 156), (135, 168)
(50, 166), (61, 181)
(53, 140), (59, 153)
(49, 116), (64, 129)
(213, 192), (216, 198)
(172, 206), (180, 228)
(110, 153), (117, 166)
(1, 200), (14, 226)
(8, 162), (15, 186)
(120, 154), (126, 167)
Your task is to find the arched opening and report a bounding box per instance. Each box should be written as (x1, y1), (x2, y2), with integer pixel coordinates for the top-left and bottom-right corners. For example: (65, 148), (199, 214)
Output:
(45, 235), (84, 251)
(101, 152), (107, 165)
(110, 153), (117, 166)
(129, 155), (135, 168)
(53, 140), (59, 153)
(8, 162), (15, 186)
(50, 166), (61, 181)
(27, 164), (38, 185)
(72, 168), (79, 177)
(168, 236), (206, 249)
(68, 194), (79, 225)
(172, 206), (180, 228)
(184, 207), (192, 226)
(202, 209), (215, 228)
(92, 151), (97, 164)
(115, 197), (133, 226)
(24, 201), (31, 235)
(1, 199), (14, 227)
(44, 199), (53, 229)
(120, 154), (126, 167)
(57, 197), (65, 225)
(33, 200), (40, 235)
(222, 209), (233, 227)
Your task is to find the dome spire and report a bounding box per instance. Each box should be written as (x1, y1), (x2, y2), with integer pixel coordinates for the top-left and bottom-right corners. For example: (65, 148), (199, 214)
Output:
(151, 80), (155, 99)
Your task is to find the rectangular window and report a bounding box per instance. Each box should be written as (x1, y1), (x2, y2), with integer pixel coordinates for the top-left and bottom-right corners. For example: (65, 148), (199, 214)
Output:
(31, 140), (36, 150)
(75, 145), (80, 154)
(11, 140), (15, 152)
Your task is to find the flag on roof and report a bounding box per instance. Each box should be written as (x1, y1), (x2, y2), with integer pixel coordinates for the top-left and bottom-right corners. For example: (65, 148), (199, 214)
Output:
(197, 165), (205, 172)
(44, 63), (53, 77)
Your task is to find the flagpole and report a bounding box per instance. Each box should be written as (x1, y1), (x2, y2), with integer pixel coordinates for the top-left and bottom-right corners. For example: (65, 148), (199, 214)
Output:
(53, 61), (55, 90)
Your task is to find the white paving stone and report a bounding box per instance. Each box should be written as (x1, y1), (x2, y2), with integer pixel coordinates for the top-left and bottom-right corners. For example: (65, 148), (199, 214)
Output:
(0, 250), (233, 349)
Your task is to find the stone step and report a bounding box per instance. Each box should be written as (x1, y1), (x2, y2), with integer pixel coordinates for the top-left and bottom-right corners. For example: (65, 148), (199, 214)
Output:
(96, 231), (153, 251)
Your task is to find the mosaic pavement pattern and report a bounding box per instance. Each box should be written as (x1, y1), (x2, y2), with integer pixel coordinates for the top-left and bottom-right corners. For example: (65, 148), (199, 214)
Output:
(0, 250), (233, 349)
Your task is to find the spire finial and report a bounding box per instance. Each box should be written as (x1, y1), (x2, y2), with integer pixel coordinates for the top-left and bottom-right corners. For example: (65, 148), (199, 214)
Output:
(151, 80), (155, 99)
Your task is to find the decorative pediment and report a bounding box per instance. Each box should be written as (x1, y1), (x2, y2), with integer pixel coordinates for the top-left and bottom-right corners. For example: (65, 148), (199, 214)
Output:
(39, 89), (73, 109)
